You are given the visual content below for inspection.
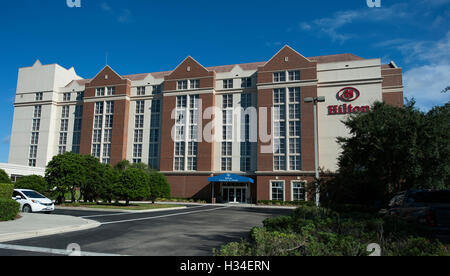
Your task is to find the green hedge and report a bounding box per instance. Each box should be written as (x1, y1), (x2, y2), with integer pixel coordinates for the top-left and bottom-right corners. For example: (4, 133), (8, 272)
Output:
(257, 200), (316, 207)
(214, 205), (449, 256)
(0, 183), (14, 199)
(0, 198), (20, 221)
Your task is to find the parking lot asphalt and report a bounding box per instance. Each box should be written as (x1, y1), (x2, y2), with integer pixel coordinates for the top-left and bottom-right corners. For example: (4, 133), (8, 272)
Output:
(0, 205), (293, 256)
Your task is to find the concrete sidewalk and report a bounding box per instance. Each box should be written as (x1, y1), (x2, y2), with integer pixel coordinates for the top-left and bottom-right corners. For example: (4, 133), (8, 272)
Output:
(0, 213), (100, 243)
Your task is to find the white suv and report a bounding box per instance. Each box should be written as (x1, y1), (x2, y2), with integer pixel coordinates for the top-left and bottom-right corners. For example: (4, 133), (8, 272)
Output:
(12, 189), (55, 213)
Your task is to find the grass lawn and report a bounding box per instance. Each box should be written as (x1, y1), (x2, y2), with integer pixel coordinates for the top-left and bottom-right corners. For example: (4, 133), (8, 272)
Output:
(59, 202), (182, 211)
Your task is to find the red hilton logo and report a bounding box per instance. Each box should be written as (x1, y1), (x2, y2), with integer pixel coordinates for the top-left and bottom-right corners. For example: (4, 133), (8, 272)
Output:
(328, 87), (370, 115)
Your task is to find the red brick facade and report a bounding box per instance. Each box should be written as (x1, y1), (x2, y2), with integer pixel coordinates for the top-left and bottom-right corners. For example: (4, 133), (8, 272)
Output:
(76, 46), (404, 203)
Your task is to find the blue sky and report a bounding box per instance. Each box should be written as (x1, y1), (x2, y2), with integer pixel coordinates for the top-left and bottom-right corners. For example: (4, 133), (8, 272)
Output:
(0, 0), (449, 163)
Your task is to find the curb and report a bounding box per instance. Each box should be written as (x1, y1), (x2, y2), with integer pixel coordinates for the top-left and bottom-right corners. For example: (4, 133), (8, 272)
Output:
(55, 206), (187, 213)
(0, 218), (100, 243)
(155, 201), (298, 210)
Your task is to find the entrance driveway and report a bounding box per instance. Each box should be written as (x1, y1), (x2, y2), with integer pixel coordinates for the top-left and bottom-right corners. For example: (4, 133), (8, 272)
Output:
(0, 205), (293, 256)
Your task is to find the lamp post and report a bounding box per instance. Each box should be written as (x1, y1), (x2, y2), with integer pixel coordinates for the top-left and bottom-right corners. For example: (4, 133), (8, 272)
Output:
(304, 96), (325, 207)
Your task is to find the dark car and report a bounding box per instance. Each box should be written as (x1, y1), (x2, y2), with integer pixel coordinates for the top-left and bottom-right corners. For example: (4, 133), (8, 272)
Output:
(386, 190), (450, 241)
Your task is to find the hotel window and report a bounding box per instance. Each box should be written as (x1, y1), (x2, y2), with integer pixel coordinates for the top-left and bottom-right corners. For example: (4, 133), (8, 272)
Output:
(60, 119), (69, 132)
(292, 181), (306, 201)
(29, 159), (36, 167)
(133, 144), (143, 159)
(177, 95), (187, 108)
(187, 142), (197, 171)
(59, 133), (67, 146)
(241, 78), (252, 88)
(35, 93), (43, 101)
(289, 87), (301, 103)
(63, 93), (71, 102)
(273, 88), (286, 171)
(103, 144), (111, 164)
(177, 80), (188, 90)
(134, 129), (143, 143)
(92, 144), (101, 158)
(96, 88), (105, 97)
(135, 115), (144, 129)
(107, 87), (115, 96)
(105, 115), (114, 129)
(34, 105), (42, 118)
(58, 146), (66, 155)
(137, 86), (146, 96)
(95, 102), (104, 115)
(288, 70), (300, 81)
(223, 94), (233, 108)
(104, 129), (112, 143)
(62, 106), (70, 118)
(190, 79), (200, 89)
(223, 79), (233, 89)
(241, 93), (252, 109)
(32, 119), (41, 132)
(174, 95), (198, 171)
(273, 72), (286, 83)
(133, 101), (144, 164)
(240, 142), (251, 172)
(221, 157), (232, 171)
(288, 87), (301, 171)
(30, 105), (41, 166)
(106, 101), (114, 114)
(136, 101), (145, 114)
(29, 146), (37, 159)
(152, 85), (162, 95)
(174, 142), (185, 171)
(76, 92), (84, 101)
(271, 181), (284, 201)
(149, 99), (161, 169)
(31, 132), (39, 145)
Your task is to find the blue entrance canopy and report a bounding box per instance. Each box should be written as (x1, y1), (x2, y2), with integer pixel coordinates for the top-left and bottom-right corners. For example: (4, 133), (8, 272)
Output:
(208, 173), (254, 184)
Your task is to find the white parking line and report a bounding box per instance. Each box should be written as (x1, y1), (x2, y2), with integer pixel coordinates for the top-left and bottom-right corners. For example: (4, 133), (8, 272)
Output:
(100, 206), (230, 225)
(80, 205), (207, 219)
(0, 243), (125, 256)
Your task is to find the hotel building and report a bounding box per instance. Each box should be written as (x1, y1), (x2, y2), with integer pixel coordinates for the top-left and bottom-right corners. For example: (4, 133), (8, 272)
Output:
(7, 46), (403, 203)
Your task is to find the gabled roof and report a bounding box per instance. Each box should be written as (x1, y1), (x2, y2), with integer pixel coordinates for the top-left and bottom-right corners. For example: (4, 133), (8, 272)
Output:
(62, 52), (368, 87)
(308, 53), (364, 63)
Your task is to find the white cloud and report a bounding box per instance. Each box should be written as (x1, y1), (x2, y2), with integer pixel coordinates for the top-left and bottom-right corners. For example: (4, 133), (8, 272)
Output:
(404, 64), (450, 110)
(100, 2), (132, 24)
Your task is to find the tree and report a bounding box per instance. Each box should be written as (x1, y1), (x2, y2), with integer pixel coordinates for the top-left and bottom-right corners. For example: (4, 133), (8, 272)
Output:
(114, 160), (131, 172)
(115, 168), (150, 205)
(14, 175), (49, 195)
(148, 171), (171, 203)
(324, 100), (450, 206)
(442, 86), (449, 93)
(45, 152), (85, 204)
(80, 155), (105, 203)
(97, 164), (118, 203)
(0, 169), (11, 184)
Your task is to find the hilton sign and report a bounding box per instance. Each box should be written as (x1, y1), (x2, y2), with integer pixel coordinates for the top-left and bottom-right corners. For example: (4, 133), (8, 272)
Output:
(328, 87), (370, 115)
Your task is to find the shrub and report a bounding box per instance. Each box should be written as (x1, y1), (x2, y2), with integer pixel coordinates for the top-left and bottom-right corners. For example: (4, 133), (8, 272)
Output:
(148, 171), (171, 204)
(0, 183), (14, 199)
(214, 205), (450, 256)
(0, 198), (20, 221)
(115, 168), (150, 205)
(257, 200), (316, 207)
(0, 169), (11, 184)
(14, 175), (49, 195)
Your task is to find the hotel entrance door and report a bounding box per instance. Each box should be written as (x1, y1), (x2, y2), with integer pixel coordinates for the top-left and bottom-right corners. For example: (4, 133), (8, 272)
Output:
(222, 186), (248, 204)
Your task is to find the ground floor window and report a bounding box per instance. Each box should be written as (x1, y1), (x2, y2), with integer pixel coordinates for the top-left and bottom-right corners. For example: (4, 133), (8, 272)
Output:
(292, 181), (306, 201)
(271, 181), (284, 201)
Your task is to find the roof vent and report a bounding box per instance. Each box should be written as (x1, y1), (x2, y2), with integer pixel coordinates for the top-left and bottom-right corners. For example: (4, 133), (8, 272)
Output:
(105, 75), (109, 80)
(187, 66), (191, 72)
(285, 57), (289, 62)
